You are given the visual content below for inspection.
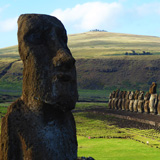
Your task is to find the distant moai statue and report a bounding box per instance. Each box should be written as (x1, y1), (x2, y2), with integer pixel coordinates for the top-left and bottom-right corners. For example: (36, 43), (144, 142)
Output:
(133, 90), (139, 112)
(125, 91), (130, 111)
(157, 94), (160, 115)
(111, 91), (116, 109)
(121, 91), (126, 110)
(0, 14), (78, 160)
(108, 92), (112, 109)
(137, 91), (144, 113)
(114, 89), (120, 110)
(144, 92), (150, 114)
(117, 91), (123, 110)
(149, 82), (158, 114)
(129, 91), (135, 112)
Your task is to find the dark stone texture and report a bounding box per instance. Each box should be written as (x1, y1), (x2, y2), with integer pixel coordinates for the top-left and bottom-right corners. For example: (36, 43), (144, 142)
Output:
(0, 14), (78, 160)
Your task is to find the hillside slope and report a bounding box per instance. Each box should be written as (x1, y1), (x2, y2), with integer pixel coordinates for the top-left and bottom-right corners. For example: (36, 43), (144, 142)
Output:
(1, 31), (160, 59)
(0, 31), (160, 97)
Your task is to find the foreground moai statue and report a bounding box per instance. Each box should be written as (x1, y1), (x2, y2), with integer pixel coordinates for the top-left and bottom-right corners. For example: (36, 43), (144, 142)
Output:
(144, 92), (150, 114)
(137, 91), (144, 113)
(0, 14), (78, 160)
(149, 82), (158, 114)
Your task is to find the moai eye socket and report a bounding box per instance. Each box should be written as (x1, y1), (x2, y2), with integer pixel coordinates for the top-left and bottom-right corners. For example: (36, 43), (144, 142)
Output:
(24, 31), (43, 45)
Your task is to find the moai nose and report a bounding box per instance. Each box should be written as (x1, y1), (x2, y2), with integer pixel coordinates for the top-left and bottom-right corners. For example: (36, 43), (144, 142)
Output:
(52, 48), (75, 70)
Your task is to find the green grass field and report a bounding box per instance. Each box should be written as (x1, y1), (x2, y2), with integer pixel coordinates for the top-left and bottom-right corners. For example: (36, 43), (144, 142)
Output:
(74, 103), (160, 159)
(78, 136), (160, 160)
(1, 103), (160, 159)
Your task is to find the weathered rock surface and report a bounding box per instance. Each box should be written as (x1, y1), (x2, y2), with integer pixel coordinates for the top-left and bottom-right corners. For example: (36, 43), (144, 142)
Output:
(0, 14), (78, 160)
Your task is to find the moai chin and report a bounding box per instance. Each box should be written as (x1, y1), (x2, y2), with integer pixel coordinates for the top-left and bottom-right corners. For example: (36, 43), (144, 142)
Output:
(0, 14), (78, 160)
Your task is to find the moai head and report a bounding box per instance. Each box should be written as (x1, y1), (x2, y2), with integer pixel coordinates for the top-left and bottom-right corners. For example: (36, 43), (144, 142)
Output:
(115, 89), (120, 98)
(118, 91), (123, 99)
(122, 91), (126, 99)
(144, 92), (150, 100)
(129, 91), (134, 100)
(138, 91), (144, 100)
(18, 14), (78, 112)
(125, 91), (130, 99)
(149, 82), (157, 94)
(134, 90), (139, 100)
(112, 91), (116, 98)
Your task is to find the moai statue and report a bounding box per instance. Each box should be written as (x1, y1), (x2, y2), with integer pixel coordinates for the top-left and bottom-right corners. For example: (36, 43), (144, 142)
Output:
(108, 92), (112, 109)
(157, 94), (160, 115)
(0, 14), (78, 160)
(117, 91), (123, 110)
(121, 91), (126, 111)
(125, 91), (130, 111)
(129, 91), (135, 112)
(133, 90), (139, 112)
(144, 92), (150, 114)
(111, 91), (116, 109)
(137, 91), (144, 113)
(114, 89), (120, 110)
(149, 82), (158, 114)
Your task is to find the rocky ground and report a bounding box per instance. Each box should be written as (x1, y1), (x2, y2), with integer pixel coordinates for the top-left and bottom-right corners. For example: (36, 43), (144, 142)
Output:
(75, 107), (160, 131)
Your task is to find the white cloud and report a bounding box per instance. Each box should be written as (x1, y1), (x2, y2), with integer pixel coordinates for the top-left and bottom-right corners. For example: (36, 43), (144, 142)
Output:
(51, 2), (123, 32)
(0, 17), (18, 32)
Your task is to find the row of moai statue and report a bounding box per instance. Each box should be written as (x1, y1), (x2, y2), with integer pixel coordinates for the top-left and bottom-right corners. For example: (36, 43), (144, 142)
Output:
(108, 82), (160, 115)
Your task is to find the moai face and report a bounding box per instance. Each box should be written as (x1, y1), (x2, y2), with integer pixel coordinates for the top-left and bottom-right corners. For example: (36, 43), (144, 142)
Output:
(18, 14), (78, 112)
(149, 82), (157, 94)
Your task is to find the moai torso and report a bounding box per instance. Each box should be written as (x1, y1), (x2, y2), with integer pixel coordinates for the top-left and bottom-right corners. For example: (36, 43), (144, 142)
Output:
(125, 91), (130, 111)
(108, 93), (112, 109)
(117, 91), (123, 110)
(144, 92), (150, 114)
(129, 91), (135, 112)
(114, 89), (120, 110)
(0, 14), (78, 160)
(157, 94), (160, 115)
(149, 94), (158, 114)
(122, 91), (126, 110)
(137, 91), (144, 113)
(111, 91), (116, 109)
(149, 82), (158, 114)
(133, 90), (139, 112)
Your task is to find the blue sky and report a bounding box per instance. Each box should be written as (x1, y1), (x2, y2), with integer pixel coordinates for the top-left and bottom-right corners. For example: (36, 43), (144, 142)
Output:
(0, 0), (160, 48)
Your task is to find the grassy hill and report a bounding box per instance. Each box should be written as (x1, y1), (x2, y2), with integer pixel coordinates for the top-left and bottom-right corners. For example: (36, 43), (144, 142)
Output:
(1, 31), (160, 101)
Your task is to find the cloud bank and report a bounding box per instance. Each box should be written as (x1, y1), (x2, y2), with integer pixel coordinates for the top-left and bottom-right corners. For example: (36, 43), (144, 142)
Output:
(51, 2), (123, 32)
(51, 1), (160, 35)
